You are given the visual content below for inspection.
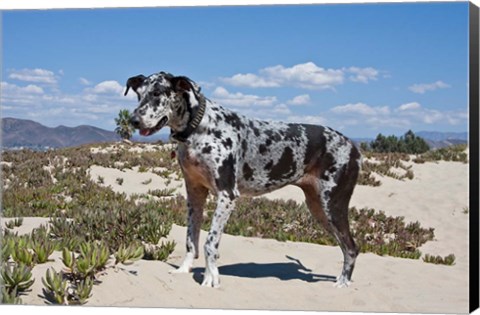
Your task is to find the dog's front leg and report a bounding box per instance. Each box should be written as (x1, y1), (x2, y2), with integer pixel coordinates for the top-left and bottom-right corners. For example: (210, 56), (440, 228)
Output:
(202, 191), (235, 288)
(171, 184), (208, 273)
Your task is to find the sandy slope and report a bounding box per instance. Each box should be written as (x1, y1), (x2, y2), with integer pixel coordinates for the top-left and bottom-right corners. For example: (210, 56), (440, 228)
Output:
(1, 148), (471, 313)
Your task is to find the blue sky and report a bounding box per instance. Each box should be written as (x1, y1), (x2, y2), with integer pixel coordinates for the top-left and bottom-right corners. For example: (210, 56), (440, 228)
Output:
(1, 2), (470, 138)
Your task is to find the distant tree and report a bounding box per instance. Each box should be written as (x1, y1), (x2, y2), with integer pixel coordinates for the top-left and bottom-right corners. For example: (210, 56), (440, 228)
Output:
(370, 133), (390, 152)
(401, 130), (430, 154)
(115, 109), (134, 140)
(368, 130), (429, 154)
(359, 142), (370, 152)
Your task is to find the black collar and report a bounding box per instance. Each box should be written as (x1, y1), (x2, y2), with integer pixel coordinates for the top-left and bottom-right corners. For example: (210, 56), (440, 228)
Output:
(171, 97), (206, 143)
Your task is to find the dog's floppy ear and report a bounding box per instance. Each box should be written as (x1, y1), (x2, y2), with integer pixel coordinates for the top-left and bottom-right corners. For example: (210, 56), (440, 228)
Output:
(171, 76), (201, 107)
(171, 76), (201, 93)
(124, 75), (146, 98)
(171, 76), (194, 93)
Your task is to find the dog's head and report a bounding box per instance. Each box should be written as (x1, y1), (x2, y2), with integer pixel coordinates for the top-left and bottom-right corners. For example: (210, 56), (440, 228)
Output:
(125, 72), (202, 136)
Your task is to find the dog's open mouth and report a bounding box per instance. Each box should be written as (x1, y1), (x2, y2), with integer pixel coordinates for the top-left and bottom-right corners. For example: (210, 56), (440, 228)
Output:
(139, 116), (168, 137)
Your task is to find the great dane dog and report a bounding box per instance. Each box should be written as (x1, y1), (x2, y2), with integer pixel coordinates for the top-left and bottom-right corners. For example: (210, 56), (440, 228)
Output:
(125, 71), (361, 288)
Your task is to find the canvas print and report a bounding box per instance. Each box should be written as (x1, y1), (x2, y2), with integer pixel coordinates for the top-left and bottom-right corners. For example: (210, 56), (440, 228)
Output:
(0, 1), (477, 313)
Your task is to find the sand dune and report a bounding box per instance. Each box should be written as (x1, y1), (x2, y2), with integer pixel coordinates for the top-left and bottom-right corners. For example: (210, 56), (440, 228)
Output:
(1, 145), (471, 313)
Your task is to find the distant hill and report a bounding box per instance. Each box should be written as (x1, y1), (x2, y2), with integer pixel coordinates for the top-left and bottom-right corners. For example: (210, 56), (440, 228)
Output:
(131, 133), (170, 143)
(1, 117), (121, 150)
(415, 131), (468, 149)
(1, 118), (468, 151)
(415, 131), (468, 142)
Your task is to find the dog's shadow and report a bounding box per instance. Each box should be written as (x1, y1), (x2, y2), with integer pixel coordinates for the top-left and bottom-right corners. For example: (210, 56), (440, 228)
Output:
(172, 255), (337, 285)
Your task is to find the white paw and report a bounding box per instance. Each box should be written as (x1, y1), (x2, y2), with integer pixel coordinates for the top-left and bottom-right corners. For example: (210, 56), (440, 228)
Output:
(169, 265), (191, 274)
(333, 275), (351, 288)
(201, 271), (220, 288)
(170, 253), (194, 274)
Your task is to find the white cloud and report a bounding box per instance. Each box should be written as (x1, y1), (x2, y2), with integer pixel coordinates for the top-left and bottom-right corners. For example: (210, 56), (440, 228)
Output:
(1, 82), (44, 95)
(1, 78), (134, 128)
(24, 84), (45, 94)
(211, 86), (277, 107)
(287, 94), (310, 105)
(395, 102), (468, 125)
(9, 68), (58, 84)
(366, 116), (411, 128)
(331, 102), (390, 116)
(260, 62), (344, 90)
(394, 101), (458, 125)
(408, 81), (450, 94)
(287, 115), (327, 125)
(397, 102), (421, 111)
(221, 62), (380, 90)
(87, 104), (116, 114)
(345, 67), (379, 83)
(327, 100), (467, 130)
(197, 81), (216, 89)
(272, 104), (291, 115)
(1, 82), (46, 106)
(79, 77), (92, 86)
(90, 80), (124, 95)
(221, 73), (279, 88)
(446, 112), (468, 125)
(422, 109), (444, 124)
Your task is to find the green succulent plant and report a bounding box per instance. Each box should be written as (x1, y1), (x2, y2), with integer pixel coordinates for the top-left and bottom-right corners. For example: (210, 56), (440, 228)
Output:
(56, 236), (83, 252)
(1, 263), (35, 293)
(11, 247), (35, 267)
(77, 241), (110, 275)
(75, 257), (96, 279)
(423, 253), (456, 266)
(114, 243), (144, 265)
(14, 217), (24, 227)
(147, 188), (176, 198)
(61, 248), (75, 272)
(1, 286), (22, 304)
(5, 220), (15, 229)
(72, 277), (93, 305)
(32, 239), (55, 264)
(143, 241), (176, 261)
(138, 212), (172, 245)
(42, 268), (68, 305)
(1, 237), (15, 261)
(45, 247), (99, 305)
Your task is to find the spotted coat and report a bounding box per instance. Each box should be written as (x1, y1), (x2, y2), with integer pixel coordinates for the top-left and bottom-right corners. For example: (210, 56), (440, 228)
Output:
(126, 71), (361, 288)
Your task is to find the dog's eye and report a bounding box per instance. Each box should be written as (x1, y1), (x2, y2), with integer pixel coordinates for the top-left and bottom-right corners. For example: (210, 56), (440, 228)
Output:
(152, 91), (161, 97)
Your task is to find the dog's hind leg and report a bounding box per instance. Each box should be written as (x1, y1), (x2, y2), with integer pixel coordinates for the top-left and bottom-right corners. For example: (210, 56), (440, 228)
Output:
(299, 175), (356, 288)
(171, 183), (208, 274)
(326, 194), (358, 288)
(299, 175), (332, 233)
(300, 144), (360, 287)
(320, 155), (360, 288)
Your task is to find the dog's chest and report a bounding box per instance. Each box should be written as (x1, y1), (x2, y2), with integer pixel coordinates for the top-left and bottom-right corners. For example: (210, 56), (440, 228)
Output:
(177, 142), (217, 191)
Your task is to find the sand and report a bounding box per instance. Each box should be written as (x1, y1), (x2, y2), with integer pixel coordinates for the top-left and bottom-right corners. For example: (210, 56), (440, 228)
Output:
(0, 144), (472, 313)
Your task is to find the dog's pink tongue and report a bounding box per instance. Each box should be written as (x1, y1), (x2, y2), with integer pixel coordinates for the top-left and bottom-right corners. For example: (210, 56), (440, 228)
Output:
(140, 129), (151, 136)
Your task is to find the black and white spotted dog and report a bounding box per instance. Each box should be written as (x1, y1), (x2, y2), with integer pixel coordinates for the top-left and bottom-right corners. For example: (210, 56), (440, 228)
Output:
(125, 71), (361, 288)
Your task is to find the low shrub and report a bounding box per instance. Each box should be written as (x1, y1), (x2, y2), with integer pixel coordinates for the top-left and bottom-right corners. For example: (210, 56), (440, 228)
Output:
(415, 145), (468, 163)
(423, 253), (456, 266)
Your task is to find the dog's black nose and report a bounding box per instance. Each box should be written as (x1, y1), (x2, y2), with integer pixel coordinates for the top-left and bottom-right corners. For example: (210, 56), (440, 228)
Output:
(130, 116), (141, 129)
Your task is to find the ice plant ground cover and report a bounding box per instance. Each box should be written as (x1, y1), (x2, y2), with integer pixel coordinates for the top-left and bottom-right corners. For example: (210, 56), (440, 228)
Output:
(0, 142), (468, 308)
